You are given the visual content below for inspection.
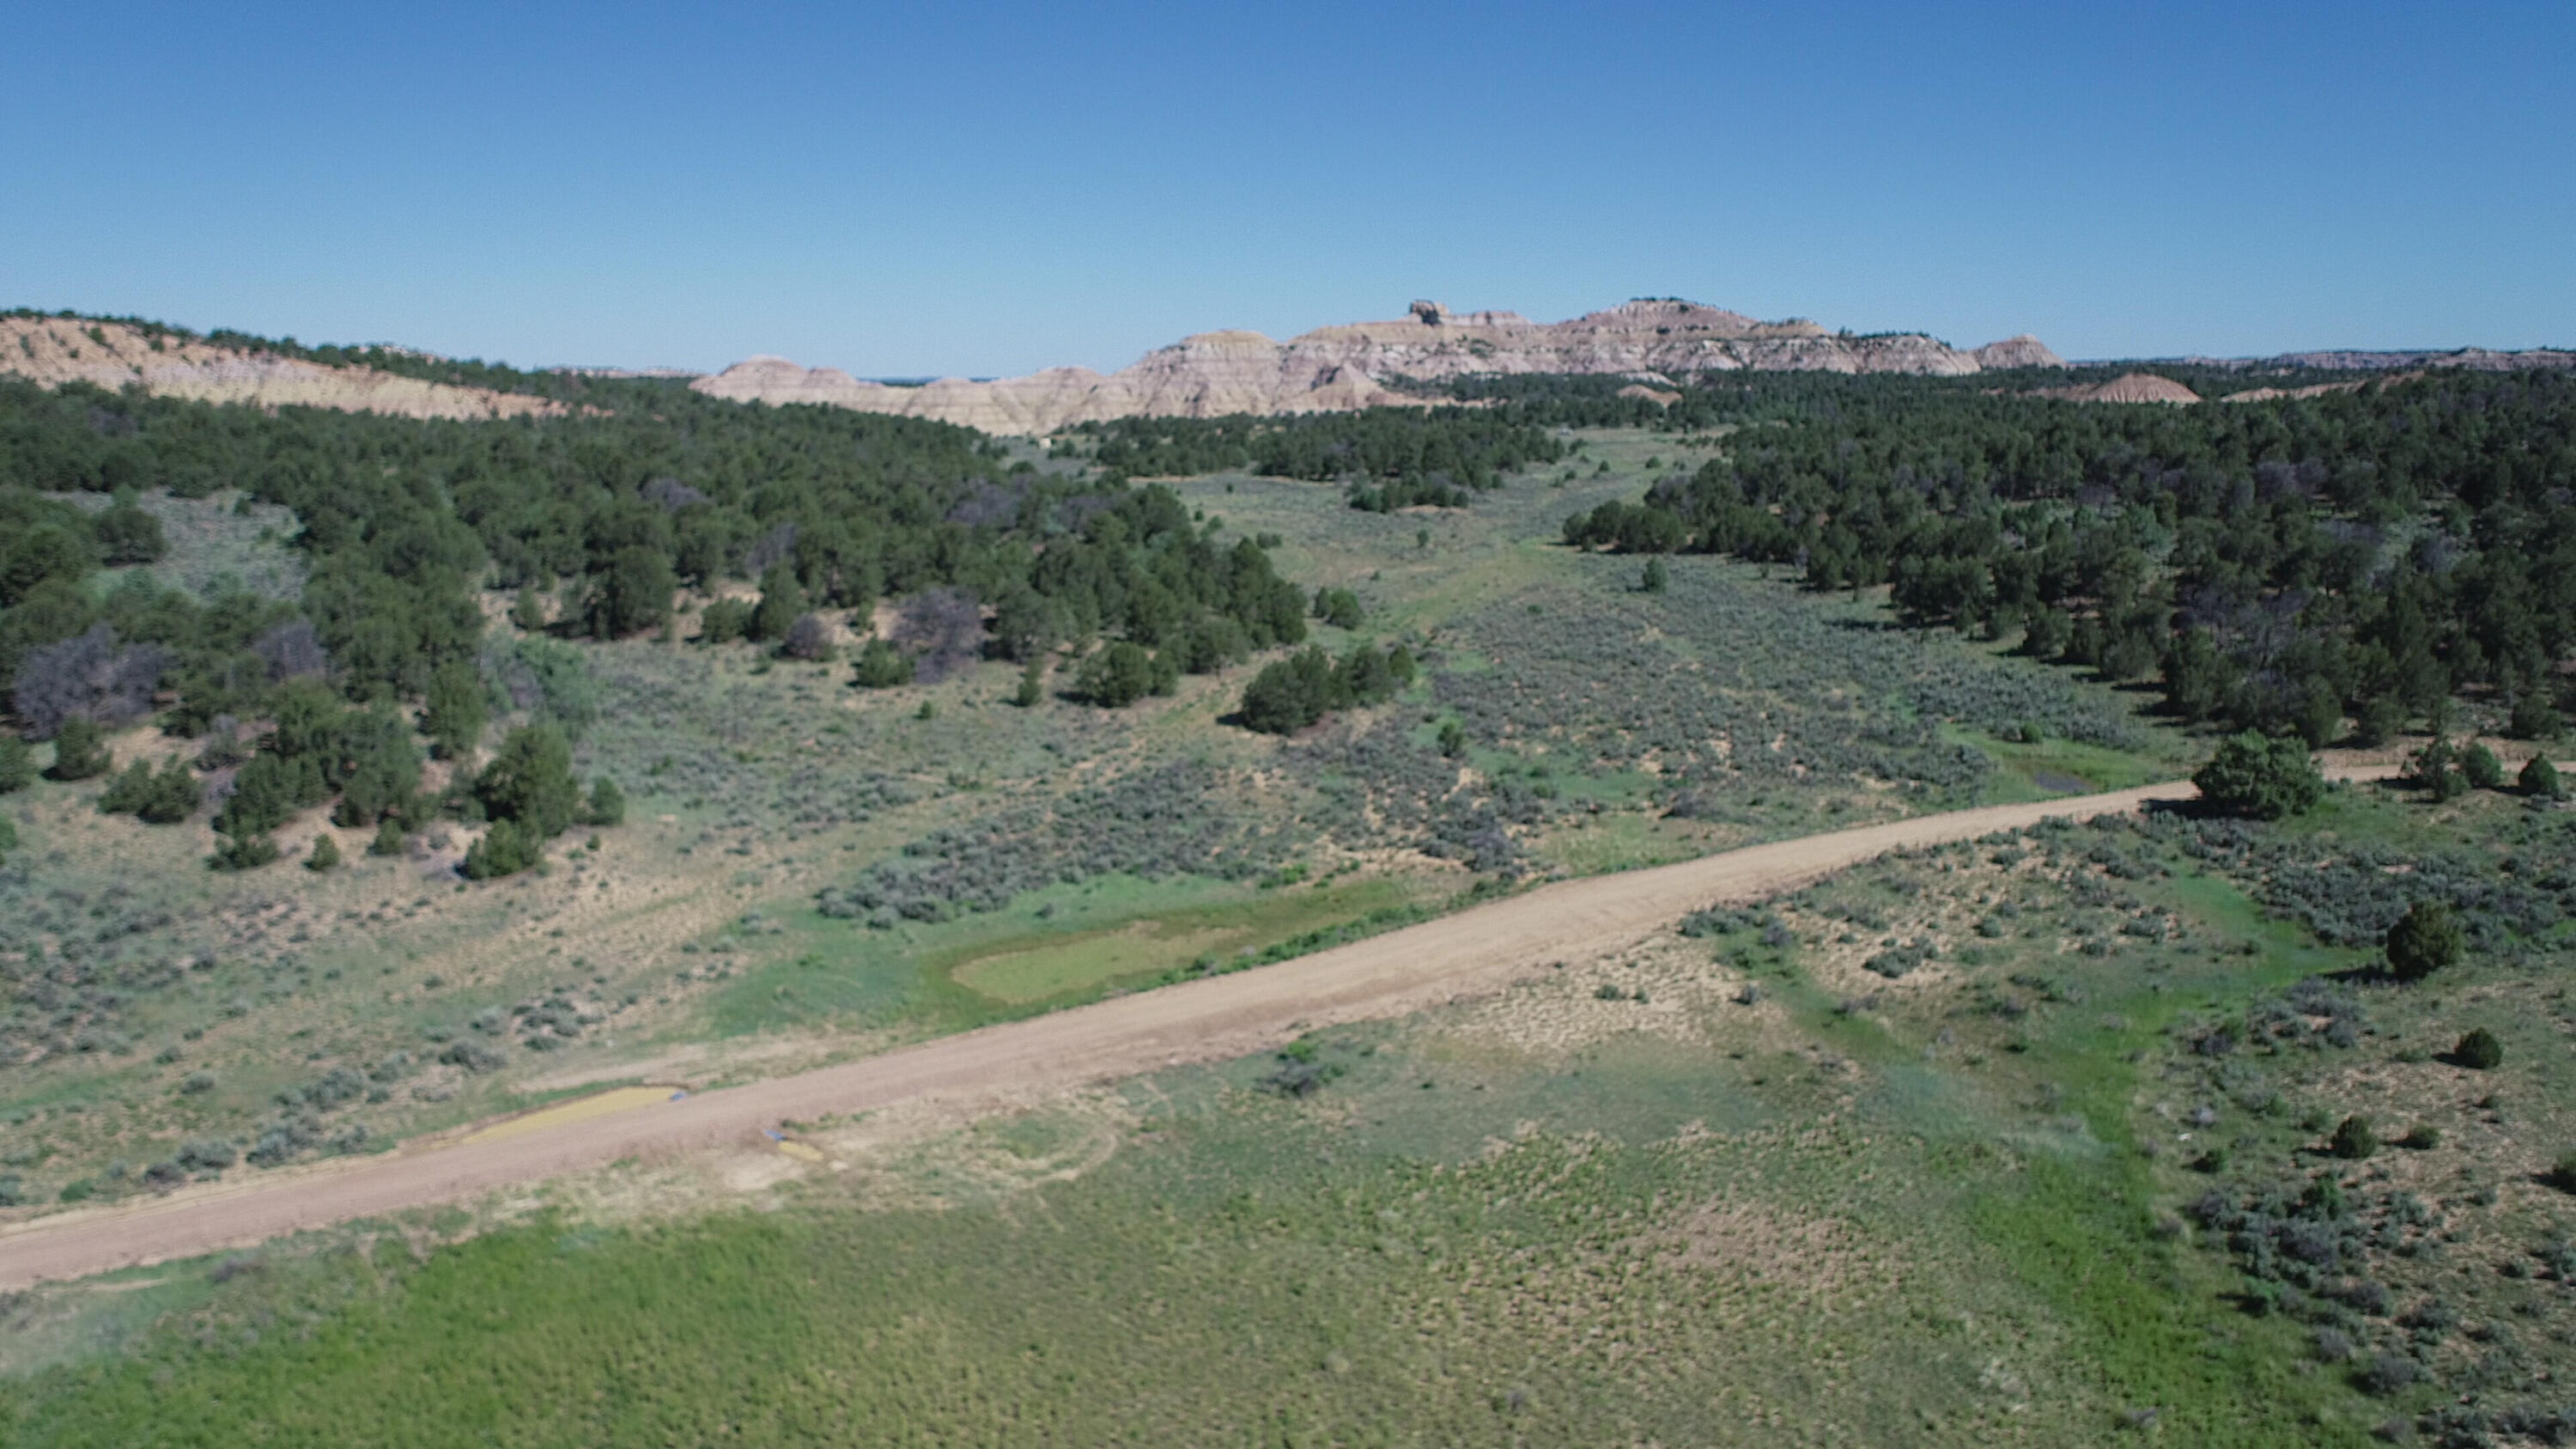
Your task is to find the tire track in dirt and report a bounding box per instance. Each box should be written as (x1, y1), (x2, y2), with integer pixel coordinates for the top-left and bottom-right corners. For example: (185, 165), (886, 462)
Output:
(0, 775), (2305, 1288)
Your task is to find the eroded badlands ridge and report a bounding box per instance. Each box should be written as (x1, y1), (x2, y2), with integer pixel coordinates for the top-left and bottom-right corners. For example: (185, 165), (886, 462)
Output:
(692, 298), (2068, 432)
(1, 315), (563, 420)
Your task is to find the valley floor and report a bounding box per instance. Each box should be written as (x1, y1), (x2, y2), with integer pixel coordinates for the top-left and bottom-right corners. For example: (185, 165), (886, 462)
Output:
(0, 775), (2215, 1290)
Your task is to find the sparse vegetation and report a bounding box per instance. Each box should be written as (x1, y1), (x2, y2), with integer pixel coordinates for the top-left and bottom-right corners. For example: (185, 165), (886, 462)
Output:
(2, 362), (2570, 1445)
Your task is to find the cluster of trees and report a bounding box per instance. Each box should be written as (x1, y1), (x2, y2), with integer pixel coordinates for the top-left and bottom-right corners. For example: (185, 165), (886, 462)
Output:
(5, 320), (1320, 764)
(463, 723), (619, 878)
(2408, 736), (2566, 801)
(987, 484), (1306, 665)
(1237, 642), (1417, 734)
(155, 677), (612, 877)
(1066, 408), (1567, 508)
(1072, 641), (1178, 707)
(96, 754), (200, 823)
(1568, 369), (2576, 744)
(1431, 372), (1735, 429)
(200, 683), (428, 868)
(0, 486), (167, 601)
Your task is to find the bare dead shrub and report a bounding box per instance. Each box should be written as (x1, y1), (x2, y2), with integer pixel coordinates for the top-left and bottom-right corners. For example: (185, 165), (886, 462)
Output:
(253, 618), (330, 682)
(893, 587), (985, 682)
(12, 624), (169, 739)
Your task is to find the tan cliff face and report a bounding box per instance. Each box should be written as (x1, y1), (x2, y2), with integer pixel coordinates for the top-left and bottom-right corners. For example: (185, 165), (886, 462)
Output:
(690, 298), (2069, 433)
(1, 315), (565, 420)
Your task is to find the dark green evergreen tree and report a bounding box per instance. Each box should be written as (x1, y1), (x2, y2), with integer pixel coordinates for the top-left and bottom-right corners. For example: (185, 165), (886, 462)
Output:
(750, 563), (805, 643)
(850, 636), (913, 688)
(2522, 755), (2564, 800)
(2191, 732), (2324, 819)
(422, 661), (488, 762)
(2385, 901), (2464, 983)
(477, 724), (584, 842)
(1076, 642), (1157, 707)
(586, 775), (625, 827)
(46, 718), (110, 781)
(585, 547), (676, 639)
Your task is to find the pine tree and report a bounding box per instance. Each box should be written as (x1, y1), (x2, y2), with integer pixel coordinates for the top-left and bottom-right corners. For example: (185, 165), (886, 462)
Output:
(750, 563), (806, 643)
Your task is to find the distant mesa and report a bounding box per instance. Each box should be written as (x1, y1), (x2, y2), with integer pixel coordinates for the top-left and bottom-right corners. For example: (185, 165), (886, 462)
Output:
(690, 298), (2075, 434)
(2231, 345), (2576, 373)
(0, 314), (565, 421)
(551, 365), (702, 381)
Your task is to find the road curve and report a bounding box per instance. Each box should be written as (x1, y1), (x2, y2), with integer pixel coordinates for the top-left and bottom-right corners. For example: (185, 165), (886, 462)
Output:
(2, 778), (2215, 1288)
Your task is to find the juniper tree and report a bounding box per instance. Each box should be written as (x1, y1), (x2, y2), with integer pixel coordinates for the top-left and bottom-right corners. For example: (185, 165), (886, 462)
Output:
(2385, 901), (2463, 983)
(2192, 732), (2324, 819)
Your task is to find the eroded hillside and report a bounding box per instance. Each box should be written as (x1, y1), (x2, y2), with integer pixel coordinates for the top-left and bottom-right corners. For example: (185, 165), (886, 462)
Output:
(2, 315), (563, 421)
(691, 298), (2068, 432)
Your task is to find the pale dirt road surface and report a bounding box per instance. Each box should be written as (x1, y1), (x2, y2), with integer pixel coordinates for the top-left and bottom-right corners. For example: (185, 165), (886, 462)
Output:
(0, 776), (2259, 1288)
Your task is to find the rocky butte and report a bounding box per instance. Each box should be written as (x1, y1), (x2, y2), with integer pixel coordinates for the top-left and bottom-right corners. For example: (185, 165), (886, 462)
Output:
(691, 298), (2069, 433)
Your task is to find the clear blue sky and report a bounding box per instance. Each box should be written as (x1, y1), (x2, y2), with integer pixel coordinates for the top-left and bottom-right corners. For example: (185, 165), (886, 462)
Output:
(5, 2), (2569, 374)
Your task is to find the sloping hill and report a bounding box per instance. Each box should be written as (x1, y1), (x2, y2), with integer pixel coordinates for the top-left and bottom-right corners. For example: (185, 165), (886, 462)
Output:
(2, 314), (564, 419)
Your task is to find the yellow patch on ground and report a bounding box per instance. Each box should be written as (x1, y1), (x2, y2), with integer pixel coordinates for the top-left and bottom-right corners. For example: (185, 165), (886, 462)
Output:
(459, 1086), (678, 1146)
(775, 1139), (828, 1163)
(954, 922), (1236, 1002)
(943, 880), (1415, 1005)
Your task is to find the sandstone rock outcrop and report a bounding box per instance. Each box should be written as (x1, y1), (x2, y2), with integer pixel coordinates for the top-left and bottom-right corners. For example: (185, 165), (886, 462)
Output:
(1973, 334), (2067, 369)
(693, 298), (2069, 433)
(2040, 371), (2203, 405)
(1, 315), (563, 420)
(2216, 379), (2378, 404)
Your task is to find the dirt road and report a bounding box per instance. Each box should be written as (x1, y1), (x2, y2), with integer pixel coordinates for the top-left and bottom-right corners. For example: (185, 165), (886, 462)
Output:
(1, 778), (2211, 1288)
